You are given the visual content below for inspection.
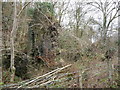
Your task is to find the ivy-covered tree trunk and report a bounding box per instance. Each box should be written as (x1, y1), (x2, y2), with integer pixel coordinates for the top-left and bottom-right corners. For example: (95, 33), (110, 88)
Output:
(27, 2), (60, 68)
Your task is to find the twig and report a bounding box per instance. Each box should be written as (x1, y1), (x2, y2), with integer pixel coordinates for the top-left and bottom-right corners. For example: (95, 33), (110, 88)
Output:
(17, 2), (32, 17)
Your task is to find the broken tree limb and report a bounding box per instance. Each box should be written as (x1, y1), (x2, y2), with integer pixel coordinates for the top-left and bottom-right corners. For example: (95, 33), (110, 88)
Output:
(17, 64), (72, 88)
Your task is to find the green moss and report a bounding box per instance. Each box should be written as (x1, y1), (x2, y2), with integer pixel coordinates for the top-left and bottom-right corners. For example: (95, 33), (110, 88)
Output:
(0, 82), (4, 85)
(99, 78), (108, 83)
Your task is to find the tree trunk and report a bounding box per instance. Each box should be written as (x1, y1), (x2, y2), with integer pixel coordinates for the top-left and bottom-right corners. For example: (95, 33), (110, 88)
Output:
(0, 1), (2, 84)
(107, 58), (113, 86)
(10, 1), (17, 82)
(79, 72), (82, 88)
(103, 29), (107, 44)
(106, 38), (113, 86)
(118, 4), (120, 86)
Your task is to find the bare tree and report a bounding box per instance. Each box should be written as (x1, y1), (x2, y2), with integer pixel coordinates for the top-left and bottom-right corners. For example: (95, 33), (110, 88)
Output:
(10, 1), (31, 82)
(54, 0), (70, 25)
(88, 0), (119, 86)
(89, 0), (119, 43)
(10, 1), (17, 82)
(73, 2), (87, 38)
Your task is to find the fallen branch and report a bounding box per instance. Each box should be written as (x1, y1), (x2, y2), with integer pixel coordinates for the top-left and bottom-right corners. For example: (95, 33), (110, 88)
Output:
(17, 64), (72, 88)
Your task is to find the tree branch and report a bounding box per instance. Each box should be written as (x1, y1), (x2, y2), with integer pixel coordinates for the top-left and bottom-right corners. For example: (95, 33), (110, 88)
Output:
(107, 9), (119, 29)
(17, 2), (32, 17)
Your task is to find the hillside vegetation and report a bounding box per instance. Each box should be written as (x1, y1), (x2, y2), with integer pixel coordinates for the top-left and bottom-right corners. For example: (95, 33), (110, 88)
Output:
(1, 1), (119, 89)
